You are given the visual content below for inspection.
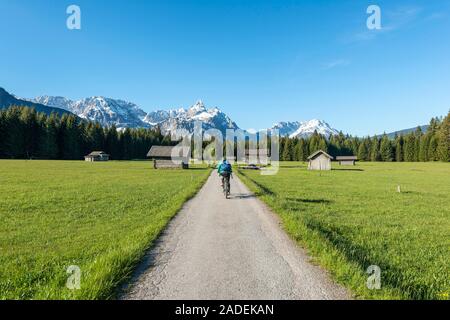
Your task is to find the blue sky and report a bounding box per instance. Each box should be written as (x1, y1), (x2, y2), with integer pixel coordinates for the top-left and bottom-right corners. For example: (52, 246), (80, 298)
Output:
(1, 0), (449, 136)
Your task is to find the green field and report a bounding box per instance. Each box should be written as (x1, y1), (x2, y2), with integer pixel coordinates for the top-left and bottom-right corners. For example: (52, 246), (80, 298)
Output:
(1, 160), (448, 300)
(237, 162), (450, 300)
(0, 160), (210, 299)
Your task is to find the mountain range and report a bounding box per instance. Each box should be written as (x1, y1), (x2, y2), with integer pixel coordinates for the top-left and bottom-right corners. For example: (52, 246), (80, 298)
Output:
(271, 119), (339, 138)
(32, 95), (149, 128)
(24, 91), (338, 137)
(383, 125), (429, 139)
(2, 86), (428, 138)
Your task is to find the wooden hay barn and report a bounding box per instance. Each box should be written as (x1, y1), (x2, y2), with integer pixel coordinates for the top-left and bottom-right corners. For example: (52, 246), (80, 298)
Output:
(147, 146), (191, 169)
(244, 149), (269, 165)
(336, 155), (358, 166)
(307, 150), (333, 171)
(84, 151), (109, 162)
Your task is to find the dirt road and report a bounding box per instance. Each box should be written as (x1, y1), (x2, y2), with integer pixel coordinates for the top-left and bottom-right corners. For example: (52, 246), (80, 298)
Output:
(121, 172), (350, 300)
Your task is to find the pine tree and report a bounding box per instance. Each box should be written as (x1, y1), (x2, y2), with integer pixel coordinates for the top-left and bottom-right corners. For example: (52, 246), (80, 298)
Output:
(343, 139), (353, 156)
(428, 135), (439, 161)
(419, 134), (430, 162)
(59, 114), (81, 159)
(35, 113), (48, 158)
(437, 111), (450, 162)
(77, 121), (89, 157)
(4, 107), (25, 158)
(370, 136), (380, 161)
(318, 137), (328, 153)
(357, 138), (369, 161)
(89, 122), (105, 151)
(279, 137), (285, 161)
(351, 137), (360, 157)
(45, 113), (59, 159)
(120, 128), (133, 160)
(427, 117), (440, 161)
(395, 135), (404, 162)
(414, 127), (422, 162)
(105, 125), (119, 159)
(0, 110), (6, 157)
(380, 134), (393, 161)
(282, 138), (292, 161)
(404, 133), (416, 162)
(20, 107), (40, 159)
(291, 138), (300, 161)
(328, 135), (340, 157)
(295, 139), (307, 161)
(428, 117), (439, 134)
(309, 131), (320, 154)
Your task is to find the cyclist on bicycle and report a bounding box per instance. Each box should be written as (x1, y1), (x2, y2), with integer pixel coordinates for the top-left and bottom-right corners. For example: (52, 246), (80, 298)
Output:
(217, 159), (232, 188)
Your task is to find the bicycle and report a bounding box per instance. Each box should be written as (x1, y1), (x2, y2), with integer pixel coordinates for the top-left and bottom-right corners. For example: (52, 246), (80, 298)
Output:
(222, 173), (231, 199)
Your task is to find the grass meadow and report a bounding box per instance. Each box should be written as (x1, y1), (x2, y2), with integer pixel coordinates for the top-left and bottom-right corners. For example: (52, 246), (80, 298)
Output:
(0, 160), (210, 299)
(237, 162), (449, 300)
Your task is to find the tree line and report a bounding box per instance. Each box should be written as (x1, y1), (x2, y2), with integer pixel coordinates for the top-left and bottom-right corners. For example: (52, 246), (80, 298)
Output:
(280, 112), (449, 162)
(0, 106), (448, 162)
(0, 106), (172, 160)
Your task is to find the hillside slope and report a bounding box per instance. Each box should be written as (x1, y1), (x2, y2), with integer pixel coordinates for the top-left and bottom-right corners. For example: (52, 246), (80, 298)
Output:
(0, 88), (73, 117)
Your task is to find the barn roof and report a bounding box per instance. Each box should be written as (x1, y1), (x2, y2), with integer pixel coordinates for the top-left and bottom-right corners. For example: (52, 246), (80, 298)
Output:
(147, 145), (191, 158)
(307, 150), (333, 160)
(86, 151), (109, 156)
(336, 155), (358, 161)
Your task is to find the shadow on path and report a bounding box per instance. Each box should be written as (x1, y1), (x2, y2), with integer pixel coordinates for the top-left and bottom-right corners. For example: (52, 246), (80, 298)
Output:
(228, 193), (256, 200)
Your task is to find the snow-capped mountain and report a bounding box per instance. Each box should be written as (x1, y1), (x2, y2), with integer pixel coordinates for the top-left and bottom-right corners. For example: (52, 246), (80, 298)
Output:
(31, 96), (239, 134)
(272, 119), (340, 138)
(271, 121), (302, 136)
(144, 100), (239, 134)
(32, 96), (148, 128)
(29, 93), (339, 138)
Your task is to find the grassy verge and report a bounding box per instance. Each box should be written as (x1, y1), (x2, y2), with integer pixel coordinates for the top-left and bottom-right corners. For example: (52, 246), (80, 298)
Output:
(237, 162), (449, 300)
(0, 160), (210, 299)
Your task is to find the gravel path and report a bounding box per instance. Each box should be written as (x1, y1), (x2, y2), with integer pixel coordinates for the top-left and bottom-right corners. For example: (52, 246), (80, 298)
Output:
(120, 172), (350, 300)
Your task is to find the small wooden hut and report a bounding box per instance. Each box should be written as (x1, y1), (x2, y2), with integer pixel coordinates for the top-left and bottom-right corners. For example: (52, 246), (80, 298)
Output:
(84, 151), (109, 162)
(147, 146), (190, 169)
(307, 150), (333, 171)
(244, 149), (269, 165)
(336, 156), (358, 166)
